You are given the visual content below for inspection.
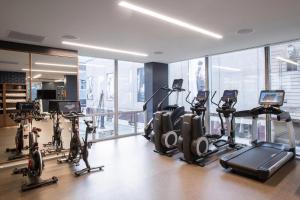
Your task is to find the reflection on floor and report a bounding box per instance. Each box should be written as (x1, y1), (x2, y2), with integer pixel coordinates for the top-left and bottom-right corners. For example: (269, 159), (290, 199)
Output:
(0, 136), (300, 200)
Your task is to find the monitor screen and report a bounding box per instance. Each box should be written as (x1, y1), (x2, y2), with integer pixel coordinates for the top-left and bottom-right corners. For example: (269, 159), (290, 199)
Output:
(16, 102), (34, 112)
(37, 90), (56, 100)
(259, 90), (285, 106)
(172, 79), (183, 90)
(196, 91), (209, 101)
(223, 90), (238, 99)
(57, 101), (81, 113)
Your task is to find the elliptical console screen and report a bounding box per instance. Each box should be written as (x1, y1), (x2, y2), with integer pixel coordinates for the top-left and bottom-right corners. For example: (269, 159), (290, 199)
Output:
(259, 90), (285, 106)
(172, 79), (183, 90)
(57, 101), (81, 113)
(196, 91), (209, 101)
(222, 90), (238, 99)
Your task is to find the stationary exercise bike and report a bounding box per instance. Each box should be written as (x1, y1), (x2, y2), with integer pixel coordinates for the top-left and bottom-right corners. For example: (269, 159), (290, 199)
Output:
(57, 101), (104, 176)
(12, 102), (58, 191)
(143, 79), (185, 142)
(6, 113), (29, 160)
(43, 111), (63, 153)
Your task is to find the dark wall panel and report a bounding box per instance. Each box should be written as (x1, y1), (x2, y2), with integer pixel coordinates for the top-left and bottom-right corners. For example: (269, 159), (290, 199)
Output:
(65, 75), (78, 100)
(144, 62), (168, 121)
(0, 71), (26, 84)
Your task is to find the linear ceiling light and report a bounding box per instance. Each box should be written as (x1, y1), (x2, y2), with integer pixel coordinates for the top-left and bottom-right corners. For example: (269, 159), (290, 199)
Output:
(62, 41), (148, 57)
(213, 66), (241, 72)
(35, 62), (77, 68)
(22, 69), (77, 74)
(32, 74), (42, 79)
(118, 1), (223, 39)
(276, 56), (299, 66)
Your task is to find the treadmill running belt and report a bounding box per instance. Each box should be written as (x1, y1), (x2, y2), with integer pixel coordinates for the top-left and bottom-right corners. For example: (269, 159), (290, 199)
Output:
(228, 146), (282, 170)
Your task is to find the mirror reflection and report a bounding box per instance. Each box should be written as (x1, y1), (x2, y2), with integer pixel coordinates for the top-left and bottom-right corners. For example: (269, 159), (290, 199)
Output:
(0, 51), (78, 164)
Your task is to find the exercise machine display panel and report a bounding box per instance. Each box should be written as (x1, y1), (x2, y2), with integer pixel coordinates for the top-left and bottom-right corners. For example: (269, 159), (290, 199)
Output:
(16, 102), (35, 112)
(58, 101), (81, 113)
(172, 79), (183, 90)
(223, 90), (238, 99)
(259, 90), (285, 106)
(196, 91), (209, 102)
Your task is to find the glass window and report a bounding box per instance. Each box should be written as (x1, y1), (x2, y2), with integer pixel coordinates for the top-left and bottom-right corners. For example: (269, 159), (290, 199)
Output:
(168, 60), (189, 109)
(270, 41), (300, 154)
(209, 48), (265, 144)
(118, 61), (144, 136)
(168, 58), (206, 110)
(79, 56), (115, 139)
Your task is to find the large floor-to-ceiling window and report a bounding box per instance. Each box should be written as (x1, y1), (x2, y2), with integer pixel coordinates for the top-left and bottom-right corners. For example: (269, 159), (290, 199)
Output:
(79, 56), (144, 140)
(209, 48), (265, 144)
(270, 41), (300, 153)
(118, 61), (145, 136)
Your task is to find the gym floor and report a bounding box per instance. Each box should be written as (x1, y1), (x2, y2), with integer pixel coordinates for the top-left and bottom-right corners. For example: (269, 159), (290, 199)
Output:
(0, 135), (300, 200)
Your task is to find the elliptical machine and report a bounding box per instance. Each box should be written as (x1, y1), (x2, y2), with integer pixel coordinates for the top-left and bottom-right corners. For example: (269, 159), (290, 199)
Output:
(151, 79), (186, 156)
(178, 91), (212, 166)
(56, 101), (104, 176)
(178, 90), (241, 166)
(12, 102), (58, 191)
(210, 90), (239, 148)
(143, 79), (185, 142)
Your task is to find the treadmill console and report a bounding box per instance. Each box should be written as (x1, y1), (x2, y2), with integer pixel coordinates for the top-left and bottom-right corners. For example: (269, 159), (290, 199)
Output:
(196, 91), (209, 102)
(172, 79), (183, 90)
(259, 90), (285, 106)
(221, 90), (238, 101)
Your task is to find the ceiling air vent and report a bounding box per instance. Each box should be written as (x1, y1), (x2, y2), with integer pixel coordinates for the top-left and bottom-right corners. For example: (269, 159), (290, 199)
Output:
(7, 30), (45, 43)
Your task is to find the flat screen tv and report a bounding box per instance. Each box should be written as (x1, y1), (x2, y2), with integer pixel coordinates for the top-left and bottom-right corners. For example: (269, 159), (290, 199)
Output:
(37, 90), (56, 100)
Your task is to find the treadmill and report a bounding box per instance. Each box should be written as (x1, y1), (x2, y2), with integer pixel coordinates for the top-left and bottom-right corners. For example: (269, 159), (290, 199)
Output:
(220, 90), (296, 180)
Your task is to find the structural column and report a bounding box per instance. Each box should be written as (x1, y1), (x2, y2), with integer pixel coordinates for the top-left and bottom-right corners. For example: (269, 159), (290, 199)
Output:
(144, 62), (168, 122)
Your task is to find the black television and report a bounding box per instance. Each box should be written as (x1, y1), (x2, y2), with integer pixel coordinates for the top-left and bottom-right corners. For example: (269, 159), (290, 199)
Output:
(37, 90), (56, 100)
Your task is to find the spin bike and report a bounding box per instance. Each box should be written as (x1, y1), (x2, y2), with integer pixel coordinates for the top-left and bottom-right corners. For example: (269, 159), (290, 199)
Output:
(12, 102), (58, 191)
(57, 101), (104, 176)
(43, 111), (64, 153)
(6, 113), (29, 160)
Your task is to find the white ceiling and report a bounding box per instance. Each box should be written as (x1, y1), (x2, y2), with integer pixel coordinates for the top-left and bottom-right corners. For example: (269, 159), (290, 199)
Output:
(0, 0), (300, 63)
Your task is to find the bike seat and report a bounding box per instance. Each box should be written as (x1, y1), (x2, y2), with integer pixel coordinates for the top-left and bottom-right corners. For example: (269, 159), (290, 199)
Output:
(32, 127), (42, 133)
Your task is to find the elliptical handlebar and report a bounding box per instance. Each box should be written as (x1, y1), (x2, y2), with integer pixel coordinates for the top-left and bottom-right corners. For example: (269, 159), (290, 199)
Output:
(185, 91), (195, 107)
(142, 85), (168, 111)
(210, 91), (220, 108)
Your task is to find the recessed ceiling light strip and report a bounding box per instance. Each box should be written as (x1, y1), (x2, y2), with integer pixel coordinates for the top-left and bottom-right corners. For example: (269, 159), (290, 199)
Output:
(35, 62), (77, 68)
(276, 56), (299, 66)
(62, 41), (148, 57)
(118, 1), (223, 39)
(213, 66), (241, 72)
(22, 69), (77, 74)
